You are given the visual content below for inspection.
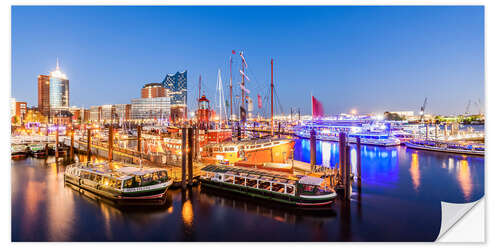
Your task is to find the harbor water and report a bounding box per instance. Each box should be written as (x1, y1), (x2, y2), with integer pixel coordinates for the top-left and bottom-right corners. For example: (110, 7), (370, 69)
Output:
(11, 138), (484, 241)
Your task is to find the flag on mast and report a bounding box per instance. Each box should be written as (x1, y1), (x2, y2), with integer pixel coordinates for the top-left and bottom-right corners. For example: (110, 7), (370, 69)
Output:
(257, 94), (262, 109)
(240, 51), (247, 68)
(239, 69), (250, 81)
(312, 95), (324, 119)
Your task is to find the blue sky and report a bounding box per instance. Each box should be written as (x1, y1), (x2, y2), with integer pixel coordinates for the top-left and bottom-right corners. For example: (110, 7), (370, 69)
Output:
(11, 6), (484, 116)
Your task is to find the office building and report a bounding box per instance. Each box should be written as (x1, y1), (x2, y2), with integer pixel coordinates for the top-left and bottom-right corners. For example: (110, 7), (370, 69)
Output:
(37, 75), (51, 116)
(131, 97), (170, 120)
(49, 60), (69, 115)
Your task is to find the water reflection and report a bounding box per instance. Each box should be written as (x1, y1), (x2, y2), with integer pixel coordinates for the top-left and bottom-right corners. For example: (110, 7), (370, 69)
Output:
(457, 160), (472, 201)
(409, 153), (420, 191)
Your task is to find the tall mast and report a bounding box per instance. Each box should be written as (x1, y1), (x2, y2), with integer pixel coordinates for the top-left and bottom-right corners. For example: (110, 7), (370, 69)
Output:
(230, 55), (233, 121)
(241, 52), (245, 110)
(271, 58), (274, 136)
(198, 75), (201, 110)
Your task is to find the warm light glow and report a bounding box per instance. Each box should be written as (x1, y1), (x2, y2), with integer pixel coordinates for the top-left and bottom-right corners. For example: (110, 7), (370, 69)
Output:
(351, 109), (357, 115)
(409, 153), (420, 191)
(457, 160), (472, 201)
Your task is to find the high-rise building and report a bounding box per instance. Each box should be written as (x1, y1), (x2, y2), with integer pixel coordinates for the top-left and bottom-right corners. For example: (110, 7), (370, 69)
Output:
(37, 75), (50, 116)
(161, 71), (187, 106)
(49, 60), (69, 115)
(141, 83), (167, 98)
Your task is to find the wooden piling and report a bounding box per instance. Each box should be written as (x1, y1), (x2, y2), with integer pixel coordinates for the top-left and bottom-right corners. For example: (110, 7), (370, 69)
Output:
(181, 127), (187, 189)
(137, 125), (142, 155)
(435, 123), (438, 140)
(339, 132), (346, 183)
(310, 128), (316, 172)
(194, 127), (200, 160)
(108, 125), (113, 162)
(188, 127), (194, 186)
(87, 128), (91, 162)
(55, 125), (59, 158)
(70, 128), (74, 160)
(344, 144), (351, 199)
(356, 137), (361, 180)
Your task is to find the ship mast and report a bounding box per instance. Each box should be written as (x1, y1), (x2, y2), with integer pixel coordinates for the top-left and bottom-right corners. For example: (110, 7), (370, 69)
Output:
(241, 52), (245, 113)
(271, 58), (274, 136)
(229, 55), (233, 121)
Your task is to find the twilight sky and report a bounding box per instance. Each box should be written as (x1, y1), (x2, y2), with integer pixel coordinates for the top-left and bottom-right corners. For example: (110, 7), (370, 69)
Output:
(11, 6), (484, 116)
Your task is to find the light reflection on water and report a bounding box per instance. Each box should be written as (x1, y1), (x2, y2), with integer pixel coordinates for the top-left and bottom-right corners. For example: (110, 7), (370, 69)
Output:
(11, 139), (484, 242)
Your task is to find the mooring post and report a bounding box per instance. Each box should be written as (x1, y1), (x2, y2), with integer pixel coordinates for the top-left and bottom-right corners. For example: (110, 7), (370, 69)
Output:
(181, 127), (187, 189)
(339, 132), (346, 184)
(55, 125), (59, 158)
(70, 127), (74, 161)
(108, 125), (113, 162)
(137, 125), (142, 157)
(278, 122), (281, 138)
(356, 137), (361, 180)
(444, 123), (448, 140)
(87, 128), (91, 163)
(345, 144), (351, 199)
(310, 128), (316, 172)
(194, 127), (200, 160)
(237, 123), (241, 141)
(188, 127), (194, 186)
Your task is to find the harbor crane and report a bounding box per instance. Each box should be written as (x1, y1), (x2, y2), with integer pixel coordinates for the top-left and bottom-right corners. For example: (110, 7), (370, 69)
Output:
(420, 97), (428, 122)
(465, 99), (472, 115)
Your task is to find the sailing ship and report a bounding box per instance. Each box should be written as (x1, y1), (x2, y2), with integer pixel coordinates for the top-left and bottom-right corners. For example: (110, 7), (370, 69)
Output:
(64, 161), (173, 200)
(200, 165), (337, 207)
(201, 53), (295, 166)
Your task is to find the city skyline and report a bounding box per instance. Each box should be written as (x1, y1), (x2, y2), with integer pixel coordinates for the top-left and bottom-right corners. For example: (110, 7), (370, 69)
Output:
(12, 6), (484, 115)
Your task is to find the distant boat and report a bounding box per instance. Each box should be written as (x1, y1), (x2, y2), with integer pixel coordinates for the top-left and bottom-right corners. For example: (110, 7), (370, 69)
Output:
(404, 140), (484, 156)
(11, 144), (28, 159)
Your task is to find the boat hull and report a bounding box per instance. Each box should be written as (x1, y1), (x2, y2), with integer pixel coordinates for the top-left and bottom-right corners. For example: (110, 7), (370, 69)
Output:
(405, 142), (484, 156)
(210, 140), (295, 165)
(200, 178), (335, 207)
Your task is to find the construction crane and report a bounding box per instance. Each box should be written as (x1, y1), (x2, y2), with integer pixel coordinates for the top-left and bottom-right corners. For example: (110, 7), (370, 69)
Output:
(420, 97), (428, 122)
(465, 99), (472, 115)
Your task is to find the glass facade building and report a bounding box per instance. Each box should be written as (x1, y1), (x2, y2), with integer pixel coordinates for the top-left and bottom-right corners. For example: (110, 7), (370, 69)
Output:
(49, 65), (69, 114)
(131, 97), (171, 120)
(161, 71), (187, 106)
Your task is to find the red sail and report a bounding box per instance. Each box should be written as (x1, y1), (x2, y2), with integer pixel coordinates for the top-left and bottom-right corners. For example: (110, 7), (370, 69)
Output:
(312, 96), (324, 119)
(257, 94), (262, 109)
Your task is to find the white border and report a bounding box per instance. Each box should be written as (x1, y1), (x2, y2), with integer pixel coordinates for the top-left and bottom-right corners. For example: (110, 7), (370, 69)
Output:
(3, 0), (497, 249)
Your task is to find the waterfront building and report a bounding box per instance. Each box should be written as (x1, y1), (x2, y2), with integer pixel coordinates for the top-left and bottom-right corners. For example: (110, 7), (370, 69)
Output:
(15, 102), (27, 122)
(131, 97), (170, 121)
(113, 104), (131, 121)
(100, 105), (115, 123)
(69, 106), (85, 124)
(10, 97), (16, 119)
(53, 110), (73, 126)
(161, 71), (187, 121)
(89, 106), (101, 123)
(83, 109), (90, 123)
(37, 75), (51, 116)
(49, 61), (69, 116)
(141, 83), (167, 98)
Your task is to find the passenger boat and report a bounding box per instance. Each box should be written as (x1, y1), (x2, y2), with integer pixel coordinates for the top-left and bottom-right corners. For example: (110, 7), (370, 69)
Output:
(405, 140), (484, 156)
(64, 162), (173, 200)
(28, 144), (47, 158)
(203, 138), (295, 165)
(11, 144), (28, 159)
(200, 165), (337, 207)
(295, 120), (401, 146)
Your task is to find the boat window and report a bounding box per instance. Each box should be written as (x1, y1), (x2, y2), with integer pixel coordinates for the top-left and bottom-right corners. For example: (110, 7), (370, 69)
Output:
(124, 179), (133, 188)
(81, 171), (89, 179)
(152, 172), (159, 181)
(135, 176), (142, 186)
(142, 174), (152, 183)
(159, 171), (168, 179)
(102, 177), (110, 186)
(95, 175), (102, 183)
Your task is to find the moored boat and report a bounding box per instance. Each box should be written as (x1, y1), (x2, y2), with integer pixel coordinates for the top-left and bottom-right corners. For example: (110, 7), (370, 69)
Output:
(64, 162), (173, 201)
(28, 144), (47, 158)
(11, 144), (28, 159)
(405, 140), (484, 156)
(200, 165), (337, 207)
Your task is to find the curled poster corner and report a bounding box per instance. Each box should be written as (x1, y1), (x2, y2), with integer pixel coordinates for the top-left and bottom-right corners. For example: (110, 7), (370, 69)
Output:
(436, 199), (483, 242)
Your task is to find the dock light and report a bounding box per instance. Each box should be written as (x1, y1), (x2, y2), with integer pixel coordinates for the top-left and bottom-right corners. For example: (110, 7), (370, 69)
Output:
(351, 109), (357, 115)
